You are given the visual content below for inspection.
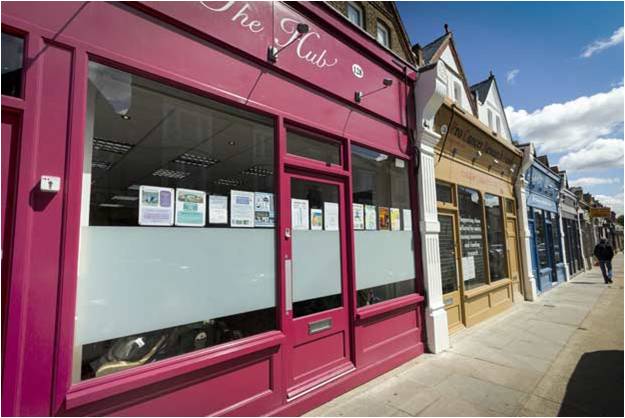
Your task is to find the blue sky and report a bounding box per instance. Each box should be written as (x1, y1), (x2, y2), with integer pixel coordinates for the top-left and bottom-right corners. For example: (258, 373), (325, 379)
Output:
(397, 1), (624, 213)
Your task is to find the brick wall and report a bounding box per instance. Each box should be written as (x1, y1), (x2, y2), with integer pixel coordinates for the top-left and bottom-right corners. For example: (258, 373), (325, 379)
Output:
(327, 1), (415, 64)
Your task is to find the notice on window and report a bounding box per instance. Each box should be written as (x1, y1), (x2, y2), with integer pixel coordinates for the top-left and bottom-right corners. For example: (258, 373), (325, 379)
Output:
(254, 192), (275, 227)
(292, 199), (309, 230)
(311, 208), (323, 230)
(138, 186), (174, 226)
(390, 208), (401, 231)
(175, 188), (206, 227)
(462, 256), (476, 282)
(365, 205), (377, 230)
(353, 203), (365, 230)
(324, 202), (339, 231)
(403, 209), (412, 231)
(378, 207), (390, 230)
(208, 195), (228, 224)
(230, 190), (255, 228)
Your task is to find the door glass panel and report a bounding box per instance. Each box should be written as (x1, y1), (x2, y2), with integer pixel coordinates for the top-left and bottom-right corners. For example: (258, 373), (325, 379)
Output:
(1, 33), (24, 98)
(484, 194), (508, 281)
(291, 179), (342, 317)
(457, 186), (487, 290)
(438, 215), (458, 294)
(287, 131), (341, 166)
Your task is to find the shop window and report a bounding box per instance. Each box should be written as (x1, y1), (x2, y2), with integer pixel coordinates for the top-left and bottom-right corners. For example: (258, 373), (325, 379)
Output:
(74, 62), (276, 381)
(291, 179), (342, 317)
(376, 21), (390, 48)
(534, 209), (549, 269)
(457, 186), (487, 290)
(1, 32), (24, 98)
(351, 144), (415, 307)
(438, 215), (459, 294)
(436, 181), (453, 204)
(484, 194), (508, 280)
(287, 130), (341, 166)
(346, 2), (363, 28)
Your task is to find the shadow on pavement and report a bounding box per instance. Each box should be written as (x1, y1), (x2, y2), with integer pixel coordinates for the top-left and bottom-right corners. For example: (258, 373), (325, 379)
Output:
(558, 350), (624, 416)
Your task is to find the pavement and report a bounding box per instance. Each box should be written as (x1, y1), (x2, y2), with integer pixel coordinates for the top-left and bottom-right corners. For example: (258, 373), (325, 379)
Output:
(305, 253), (624, 417)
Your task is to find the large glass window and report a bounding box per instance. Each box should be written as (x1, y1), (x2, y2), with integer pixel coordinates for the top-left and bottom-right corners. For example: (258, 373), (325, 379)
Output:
(1, 32), (24, 97)
(439, 215), (459, 294)
(352, 145), (415, 307)
(551, 212), (562, 264)
(287, 130), (341, 166)
(436, 181), (453, 204)
(484, 194), (508, 280)
(457, 186), (487, 290)
(534, 209), (549, 269)
(74, 62), (276, 381)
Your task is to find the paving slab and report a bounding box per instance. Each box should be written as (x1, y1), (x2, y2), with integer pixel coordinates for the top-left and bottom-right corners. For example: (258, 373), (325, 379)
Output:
(305, 253), (624, 417)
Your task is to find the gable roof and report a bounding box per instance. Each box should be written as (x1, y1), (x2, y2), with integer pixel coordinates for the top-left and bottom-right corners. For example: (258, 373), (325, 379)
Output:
(414, 29), (477, 116)
(470, 76), (494, 105)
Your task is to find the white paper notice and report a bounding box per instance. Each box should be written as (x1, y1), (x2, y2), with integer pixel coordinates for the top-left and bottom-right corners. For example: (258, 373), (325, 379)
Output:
(291, 198), (309, 230)
(462, 256), (476, 282)
(403, 209), (412, 231)
(324, 202), (339, 231)
(138, 186), (174, 226)
(353, 203), (364, 230)
(230, 190), (255, 227)
(175, 188), (206, 227)
(208, 195), (228, 224)
(365, 205), (377, 230)
(254, 192), (275, 227)
(311, 208), (323, 230)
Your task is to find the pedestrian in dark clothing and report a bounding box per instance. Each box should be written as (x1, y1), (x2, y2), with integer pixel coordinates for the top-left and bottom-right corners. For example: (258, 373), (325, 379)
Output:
(594, 239), (614, 284)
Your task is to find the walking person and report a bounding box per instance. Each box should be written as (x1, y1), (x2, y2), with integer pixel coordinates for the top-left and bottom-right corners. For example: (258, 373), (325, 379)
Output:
(594, 238), (614, 284)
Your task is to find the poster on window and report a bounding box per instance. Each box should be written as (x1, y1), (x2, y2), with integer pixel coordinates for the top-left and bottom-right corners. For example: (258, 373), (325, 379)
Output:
(254, 192), (275, 227)
(138, 186), (174, 226)
(311, 208), (323, 230)
(390, 208), (401, 231)
(403, 209), (412, 231)
(230, 190), (255, 227)
(365, 205), (377, 230)
(324, 202), (339, 231)
(353, 203), (365, 230)
(292, 199), (309, 230)
(175, 188), (206, 227)
(208, 195), (228, 224)
(462, 256), (476, 282)
(378, 207), (390, 230)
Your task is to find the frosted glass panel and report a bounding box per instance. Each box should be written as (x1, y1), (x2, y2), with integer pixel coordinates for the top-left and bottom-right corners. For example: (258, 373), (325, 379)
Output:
(292, 230), (341, 302)
(354, 231), (416, 290)
(75, 227), (275, 345)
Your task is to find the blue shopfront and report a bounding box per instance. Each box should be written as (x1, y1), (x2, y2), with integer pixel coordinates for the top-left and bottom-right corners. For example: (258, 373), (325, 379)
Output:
(525, 162), (566, 293)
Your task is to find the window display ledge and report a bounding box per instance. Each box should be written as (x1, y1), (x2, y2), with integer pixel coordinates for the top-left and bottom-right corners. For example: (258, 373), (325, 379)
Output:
(463, 278), (511, 300)
(65, 330), (285, 410)
(356, 293), (424, 322)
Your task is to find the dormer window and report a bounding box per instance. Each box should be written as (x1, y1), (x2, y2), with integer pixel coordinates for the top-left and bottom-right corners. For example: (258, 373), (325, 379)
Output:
(453, 81), (462, 104)
(347, 2), (363, 28)
(376, 21), (390, 47)
(487, 109), (493, 129)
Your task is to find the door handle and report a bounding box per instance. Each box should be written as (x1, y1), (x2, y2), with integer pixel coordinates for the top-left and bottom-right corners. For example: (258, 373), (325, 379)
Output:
(285, 258), (293, 312)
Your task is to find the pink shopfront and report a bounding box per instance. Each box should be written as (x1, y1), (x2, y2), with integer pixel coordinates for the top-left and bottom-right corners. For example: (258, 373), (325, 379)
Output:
(1, 2), (425, 416)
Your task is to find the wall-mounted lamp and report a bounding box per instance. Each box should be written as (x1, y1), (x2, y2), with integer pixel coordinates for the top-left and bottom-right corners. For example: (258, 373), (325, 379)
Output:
(355, 78), (393, 103)
(472, 150), (482, 164)
(452, 147), (458, 157)
(267, 23), (309, 63)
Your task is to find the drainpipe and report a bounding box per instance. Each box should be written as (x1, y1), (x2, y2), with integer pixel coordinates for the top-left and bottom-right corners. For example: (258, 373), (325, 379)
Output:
(557, 190), (570, 282)
(414, 61), (449, 353)
(514, 144), (538, 301)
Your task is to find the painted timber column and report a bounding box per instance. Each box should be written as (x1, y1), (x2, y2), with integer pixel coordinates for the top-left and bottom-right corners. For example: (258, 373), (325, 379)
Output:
(515, 145), (538, 300)
(414, 61), (449, 353)
(557, 192), (571, 281)
(576, 207), (588, 271)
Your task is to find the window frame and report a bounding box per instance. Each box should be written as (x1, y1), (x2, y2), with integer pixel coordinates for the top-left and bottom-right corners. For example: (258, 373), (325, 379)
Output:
(375, 20), (390, 48)
(346, 2), (364, 28)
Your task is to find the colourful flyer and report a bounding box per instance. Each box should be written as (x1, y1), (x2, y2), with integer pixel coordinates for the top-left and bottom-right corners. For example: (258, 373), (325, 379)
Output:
(365, 205), (377, 230)
(254, 192), (275, 227)
(230, 190), (255, 227)
(352, 203), (365, 230)
(175, 188), (206, 227)
(403, 209), (412, 231)
(138, 186), (174, 226)
(311, 208), (323, 230)
(390, 208), (401, 231)
(378, 207), (390, 230)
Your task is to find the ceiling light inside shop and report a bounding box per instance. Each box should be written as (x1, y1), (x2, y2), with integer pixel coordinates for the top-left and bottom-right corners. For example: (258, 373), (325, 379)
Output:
(99, 203), (125, 208)
(214, 178), (241, 186)
(92, 160), (113, 170)
(242, 165), (273, 177)
(173, 152), (220, 168)
(112, 195), (139, 201)
(152, 168), (190, 179)
(127, 184), (141, 191)
(93, 137), (134, 154)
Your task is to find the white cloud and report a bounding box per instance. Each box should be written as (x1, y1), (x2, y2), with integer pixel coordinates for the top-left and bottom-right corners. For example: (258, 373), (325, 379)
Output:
(594, 192), (624, 215)
(569, 177), (620, 187)
(581, 26), (624, 58)
(557, 138), (624, 171)
(506, 69), (520, 84)
(505, 86), (624, 153)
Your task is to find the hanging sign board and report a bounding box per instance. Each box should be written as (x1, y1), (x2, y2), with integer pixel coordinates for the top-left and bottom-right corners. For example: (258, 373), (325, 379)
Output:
(590, 207), (612, 218)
